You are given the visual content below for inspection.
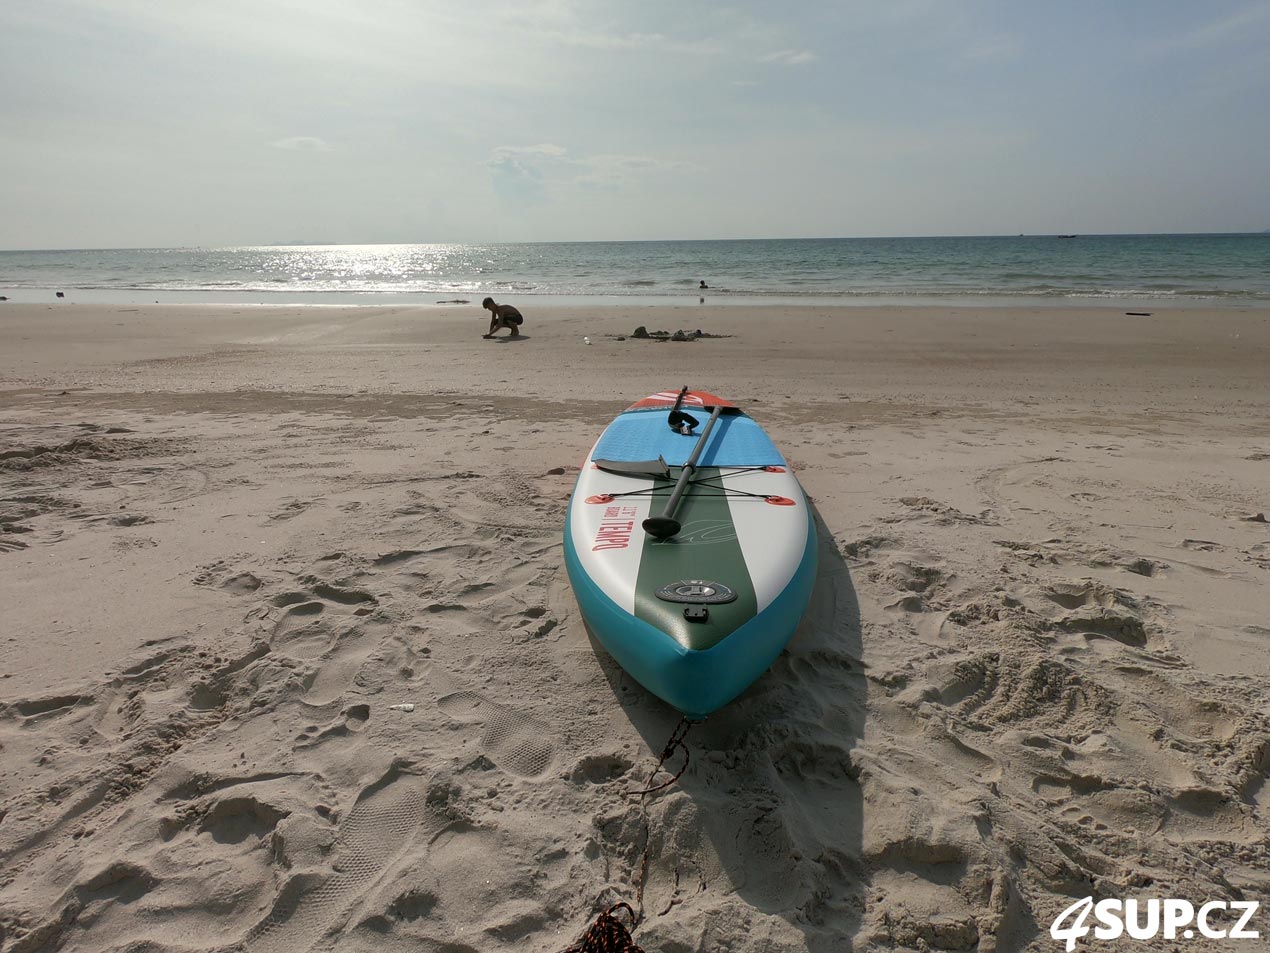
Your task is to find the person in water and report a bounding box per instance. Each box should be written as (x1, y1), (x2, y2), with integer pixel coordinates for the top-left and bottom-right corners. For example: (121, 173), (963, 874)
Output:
(481, 297), (524, 338)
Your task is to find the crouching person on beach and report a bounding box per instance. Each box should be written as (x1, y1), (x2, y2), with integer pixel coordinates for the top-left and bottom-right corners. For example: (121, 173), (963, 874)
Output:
(481, 297), (524, 338)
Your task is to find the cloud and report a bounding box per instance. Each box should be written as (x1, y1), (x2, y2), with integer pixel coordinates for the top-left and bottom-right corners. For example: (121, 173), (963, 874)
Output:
(486, 143), (569, 204)
(1146, 1), (1270, 53)
(271, 136), (332, 152)
(573, 153), (702, 189)
(486, 143), (569, 177)
(1186, 1), (1270, 45)
(545, 30), (670, 50)
(485, 144), (700, 202)
(760, 49), (817, 66)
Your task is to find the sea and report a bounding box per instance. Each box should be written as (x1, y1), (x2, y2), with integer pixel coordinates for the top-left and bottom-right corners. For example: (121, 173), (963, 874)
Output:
(1, 233), (1268, 307)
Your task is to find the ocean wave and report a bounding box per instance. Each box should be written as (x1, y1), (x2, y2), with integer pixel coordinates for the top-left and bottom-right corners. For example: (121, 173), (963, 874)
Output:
(5, 236), (1270, 303)
(6, 281), (1269, 301)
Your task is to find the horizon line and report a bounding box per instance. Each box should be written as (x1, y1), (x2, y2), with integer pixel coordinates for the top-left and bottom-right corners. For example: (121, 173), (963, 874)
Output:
(3, 230), (1269, 254)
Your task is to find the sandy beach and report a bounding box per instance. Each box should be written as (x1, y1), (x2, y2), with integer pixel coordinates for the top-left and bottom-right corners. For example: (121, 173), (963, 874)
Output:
(1, 301), (1268, 952)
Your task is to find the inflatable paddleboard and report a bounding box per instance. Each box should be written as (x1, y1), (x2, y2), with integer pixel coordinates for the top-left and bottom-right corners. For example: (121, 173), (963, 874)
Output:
(564, 388), (817, 720)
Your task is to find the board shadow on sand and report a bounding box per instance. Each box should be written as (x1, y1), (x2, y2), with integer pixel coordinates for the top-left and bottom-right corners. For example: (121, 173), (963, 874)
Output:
(585, 505), (867, 950)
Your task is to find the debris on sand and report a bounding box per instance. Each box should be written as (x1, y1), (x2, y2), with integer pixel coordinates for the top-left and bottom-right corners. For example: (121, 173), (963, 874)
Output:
(625, 326), (730, 341)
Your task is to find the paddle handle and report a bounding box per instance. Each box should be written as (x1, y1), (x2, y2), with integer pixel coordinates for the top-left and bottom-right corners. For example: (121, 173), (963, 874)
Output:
(670, 384), (689, 414)
(643, 403), (723, 539)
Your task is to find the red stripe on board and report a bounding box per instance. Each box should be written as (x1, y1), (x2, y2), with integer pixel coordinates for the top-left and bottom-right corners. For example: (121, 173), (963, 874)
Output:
(627, 390), (735, 410)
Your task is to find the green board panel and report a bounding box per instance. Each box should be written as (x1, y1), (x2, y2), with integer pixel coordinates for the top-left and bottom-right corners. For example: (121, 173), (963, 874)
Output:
(633, 468), (758, 651)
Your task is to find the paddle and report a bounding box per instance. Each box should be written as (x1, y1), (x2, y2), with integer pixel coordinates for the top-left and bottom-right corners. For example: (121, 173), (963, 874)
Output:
(642, 400), (724, 540)
(593, 456), (671, 479)
(666, 385), (699, 435)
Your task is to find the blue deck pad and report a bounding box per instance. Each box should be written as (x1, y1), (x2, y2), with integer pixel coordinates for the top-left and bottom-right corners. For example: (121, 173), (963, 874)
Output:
(593, 409), (786, 467)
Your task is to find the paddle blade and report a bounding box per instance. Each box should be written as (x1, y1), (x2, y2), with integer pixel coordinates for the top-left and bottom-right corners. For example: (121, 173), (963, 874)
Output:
(668, 410), (698, 433)
(594, 457), (672, 480)
(642, 515), (681, 540)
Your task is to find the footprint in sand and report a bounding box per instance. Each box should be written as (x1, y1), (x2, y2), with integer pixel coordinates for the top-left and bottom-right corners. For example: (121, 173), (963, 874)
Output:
(295, 703), (371, 748)
(266, 586), (385, 704)
(112, 465), (209, 504)
(437, 691), (557, 779)
(271, 601), (337, 659)
(0, 533), (30, 553)
(269, 498), (316, 522)
(193, 556), (264, 594)
(245, 771), (431, 952)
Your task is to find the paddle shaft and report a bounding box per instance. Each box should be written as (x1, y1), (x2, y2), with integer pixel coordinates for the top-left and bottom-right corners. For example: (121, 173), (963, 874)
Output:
(643, 403), (724, 537)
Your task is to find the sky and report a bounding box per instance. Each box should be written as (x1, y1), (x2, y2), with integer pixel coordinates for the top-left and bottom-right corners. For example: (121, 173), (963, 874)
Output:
(2, 0), (1269, 248)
